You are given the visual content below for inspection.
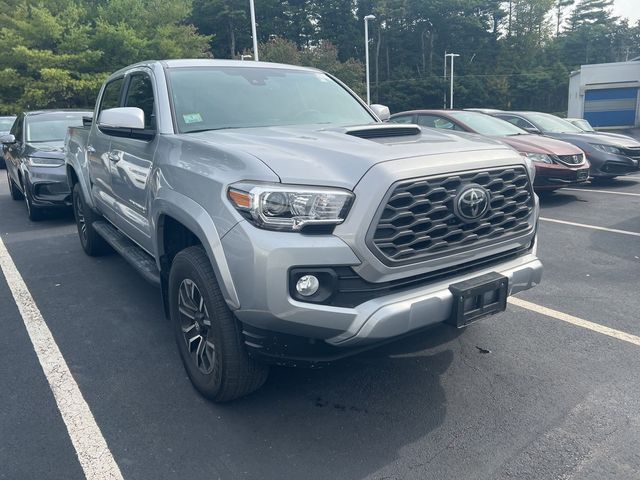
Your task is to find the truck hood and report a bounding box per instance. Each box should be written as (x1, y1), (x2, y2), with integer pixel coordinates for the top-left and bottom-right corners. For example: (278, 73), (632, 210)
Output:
(189, 124), (512, 189)
(548, 131), (640, 149)
(497, 134), (582, 155)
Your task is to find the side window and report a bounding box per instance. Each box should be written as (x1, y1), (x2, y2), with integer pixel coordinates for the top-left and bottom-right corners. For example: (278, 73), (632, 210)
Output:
(10, 115), (23, 142)
(99, 78), (124, 116)
(124, 74), (156, 129)
(390, 115), (414, 124)
(498, 115), (533, 130)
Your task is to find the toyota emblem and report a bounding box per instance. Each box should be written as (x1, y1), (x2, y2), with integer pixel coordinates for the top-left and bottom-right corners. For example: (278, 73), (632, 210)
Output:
(454, 184), (490, 222)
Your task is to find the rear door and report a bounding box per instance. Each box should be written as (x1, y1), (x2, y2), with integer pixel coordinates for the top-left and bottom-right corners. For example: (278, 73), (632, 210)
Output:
(88, 77), (125, 216)
(108, 70), (158, 253)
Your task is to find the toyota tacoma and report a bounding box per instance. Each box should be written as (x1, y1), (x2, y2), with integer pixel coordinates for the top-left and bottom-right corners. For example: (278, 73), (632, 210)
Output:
(65, 60), (543, 401)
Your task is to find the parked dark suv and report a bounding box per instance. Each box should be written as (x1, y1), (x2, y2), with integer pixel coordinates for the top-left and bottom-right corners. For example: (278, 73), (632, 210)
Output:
(1, 110), (90, 220)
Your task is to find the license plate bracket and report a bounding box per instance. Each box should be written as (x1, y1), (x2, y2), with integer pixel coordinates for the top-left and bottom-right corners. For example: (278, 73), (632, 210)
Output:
(447, 272), (508, 328)
(576, 168), (589, 181)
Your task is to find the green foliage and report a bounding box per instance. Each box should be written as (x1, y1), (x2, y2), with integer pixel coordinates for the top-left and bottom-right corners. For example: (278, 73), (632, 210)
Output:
(1, 0), (638, 116)
(0, 0), (211, 114)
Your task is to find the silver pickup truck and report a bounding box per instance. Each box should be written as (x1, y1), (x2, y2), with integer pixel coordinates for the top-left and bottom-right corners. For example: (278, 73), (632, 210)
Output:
(65, 59), (542, 401)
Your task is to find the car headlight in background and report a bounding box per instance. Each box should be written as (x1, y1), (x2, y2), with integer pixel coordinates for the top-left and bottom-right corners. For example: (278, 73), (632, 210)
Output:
(590, 144), (623, 155)
(27, 156), (64, 167)
(523, 152), (554, 164)
(228, 182), (354, 231)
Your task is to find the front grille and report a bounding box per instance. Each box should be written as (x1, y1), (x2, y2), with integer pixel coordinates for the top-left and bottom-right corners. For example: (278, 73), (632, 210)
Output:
(621, 147), (640, 159)
(556, 154), (584, 165)
(369, 167), (534, 265)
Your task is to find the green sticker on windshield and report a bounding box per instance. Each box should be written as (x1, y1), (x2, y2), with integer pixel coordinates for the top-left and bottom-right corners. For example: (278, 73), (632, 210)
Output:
(183, 113), (203, 124)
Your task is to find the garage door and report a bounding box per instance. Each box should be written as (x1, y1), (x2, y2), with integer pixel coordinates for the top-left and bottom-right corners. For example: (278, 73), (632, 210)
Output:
(583, 87), (638, 127)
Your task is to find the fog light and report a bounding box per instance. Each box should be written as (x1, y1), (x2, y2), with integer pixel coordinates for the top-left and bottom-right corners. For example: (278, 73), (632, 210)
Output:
(296, 275), (319, 297)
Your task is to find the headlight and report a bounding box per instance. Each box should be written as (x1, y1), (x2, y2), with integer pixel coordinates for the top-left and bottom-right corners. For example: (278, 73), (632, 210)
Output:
(520, 154), (536, 183)
(524, 152), (554, 164)
(27, 156), (64, 167)
(227, 182), (354, 231)
(591, 144), (623, 155)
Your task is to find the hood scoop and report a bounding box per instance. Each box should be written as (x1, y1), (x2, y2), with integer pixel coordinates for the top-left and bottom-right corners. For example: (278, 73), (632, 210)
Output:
(345, 124), (421, 140)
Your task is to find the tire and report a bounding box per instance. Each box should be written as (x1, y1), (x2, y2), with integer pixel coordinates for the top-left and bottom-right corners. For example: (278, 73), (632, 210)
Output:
(23, 185), (44, 221)
(72, 182), (111, 256)
(7, 170), (23, 201)
(169, 246), (269, 402)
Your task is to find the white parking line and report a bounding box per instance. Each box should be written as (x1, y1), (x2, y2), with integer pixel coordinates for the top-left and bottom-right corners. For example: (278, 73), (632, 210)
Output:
(0, 237), (124, 479)
(509, 297), (640, 347)
(540, 217), (640, 237)
(564, 188), (640, 197)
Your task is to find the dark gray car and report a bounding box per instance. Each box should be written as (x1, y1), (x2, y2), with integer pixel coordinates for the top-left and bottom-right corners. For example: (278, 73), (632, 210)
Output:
(491, 111), (640, 179)
(0, 115), (17, 168)
(1, 110), (90, 220)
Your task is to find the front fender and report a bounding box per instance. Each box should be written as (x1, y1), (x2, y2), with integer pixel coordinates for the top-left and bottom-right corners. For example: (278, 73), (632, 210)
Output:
(152, 189), (240, 310)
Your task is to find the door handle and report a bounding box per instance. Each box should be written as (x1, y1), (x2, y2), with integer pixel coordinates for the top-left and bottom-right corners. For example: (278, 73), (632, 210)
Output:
(86, 145), (96, 154)
(108, 151), (120, 163)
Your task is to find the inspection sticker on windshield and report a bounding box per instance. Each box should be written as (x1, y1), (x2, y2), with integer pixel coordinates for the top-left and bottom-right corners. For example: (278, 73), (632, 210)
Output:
(183, 113), (203, 124)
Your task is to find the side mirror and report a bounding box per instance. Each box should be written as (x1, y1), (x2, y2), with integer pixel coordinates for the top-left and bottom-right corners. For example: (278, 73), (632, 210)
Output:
(0, 133), (16, 144)
(98, 107), (154, 141)
(371, 104), (391, 122)
(99, 107), (145, 130)
(523, 126), (541, 134)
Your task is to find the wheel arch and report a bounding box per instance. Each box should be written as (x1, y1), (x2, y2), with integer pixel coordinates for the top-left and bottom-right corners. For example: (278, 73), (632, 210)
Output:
(153, 193), (240, 312)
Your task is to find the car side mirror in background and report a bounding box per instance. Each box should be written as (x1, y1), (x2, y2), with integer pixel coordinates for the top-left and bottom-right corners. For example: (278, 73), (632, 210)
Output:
(0, 133), (16, 144)
(98, 107), (154, 141)
(371, 104), (391, 122)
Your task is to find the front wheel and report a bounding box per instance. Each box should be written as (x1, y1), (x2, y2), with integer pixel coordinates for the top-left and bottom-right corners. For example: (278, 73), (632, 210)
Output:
(169, 246), (269, 402)
(24, 185), (43, 221)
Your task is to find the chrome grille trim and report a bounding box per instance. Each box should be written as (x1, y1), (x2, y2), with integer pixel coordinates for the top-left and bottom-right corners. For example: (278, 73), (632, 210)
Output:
(556, 153), (585, 165)
(367, 166), (535, 266)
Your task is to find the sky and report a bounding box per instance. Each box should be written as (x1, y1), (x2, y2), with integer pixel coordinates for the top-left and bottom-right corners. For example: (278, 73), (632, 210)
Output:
(612, 0), (640, 24)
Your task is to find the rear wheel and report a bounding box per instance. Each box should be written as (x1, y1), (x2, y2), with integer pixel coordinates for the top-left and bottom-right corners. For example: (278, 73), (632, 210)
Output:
(169, 246), (269, 402)
(72, 182), (111, 256)
(7, 170), (23, 201)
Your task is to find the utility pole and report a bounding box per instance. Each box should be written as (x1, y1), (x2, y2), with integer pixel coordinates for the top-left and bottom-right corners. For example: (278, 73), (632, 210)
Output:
(249, 0), (259, 61)
(444, 53), (460, 109)
(364, 15), (376, 105)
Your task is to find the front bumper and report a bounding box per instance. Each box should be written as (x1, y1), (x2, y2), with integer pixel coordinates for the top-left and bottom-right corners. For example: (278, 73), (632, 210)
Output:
(25, 165), (71, 207)
(584, 151), (638, 177)
(222, 219), (542, 353)
(533, 162), (589, 190)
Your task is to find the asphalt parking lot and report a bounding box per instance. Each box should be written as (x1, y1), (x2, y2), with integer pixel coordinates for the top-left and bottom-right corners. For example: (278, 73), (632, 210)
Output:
(1, 174), (640, 480)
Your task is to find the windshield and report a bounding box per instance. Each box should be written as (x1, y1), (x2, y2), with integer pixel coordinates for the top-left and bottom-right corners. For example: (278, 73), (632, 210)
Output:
(0, 116), (16, 131)
(25, 113), (86, 142)
(526, 113), (583, 134)
(447, 111), (527, 136)
(168, 66), (375, 133)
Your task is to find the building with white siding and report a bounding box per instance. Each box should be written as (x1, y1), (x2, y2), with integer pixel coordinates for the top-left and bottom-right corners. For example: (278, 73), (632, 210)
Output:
(568, 57), (640, 128)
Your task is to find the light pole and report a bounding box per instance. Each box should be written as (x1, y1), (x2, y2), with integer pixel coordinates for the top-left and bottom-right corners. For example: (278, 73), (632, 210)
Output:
(249, 0), (259, 61)
(364, 14), (375, 105)
(444, 53), (460, 109)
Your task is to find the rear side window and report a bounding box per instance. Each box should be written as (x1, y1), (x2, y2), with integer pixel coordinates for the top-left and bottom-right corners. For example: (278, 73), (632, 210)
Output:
(390, 115), (414, 124)
(124, 74), (155, 129)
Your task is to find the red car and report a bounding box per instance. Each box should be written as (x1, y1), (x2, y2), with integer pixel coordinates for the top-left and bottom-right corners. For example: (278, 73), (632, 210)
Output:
(390, 109), (590, 191)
